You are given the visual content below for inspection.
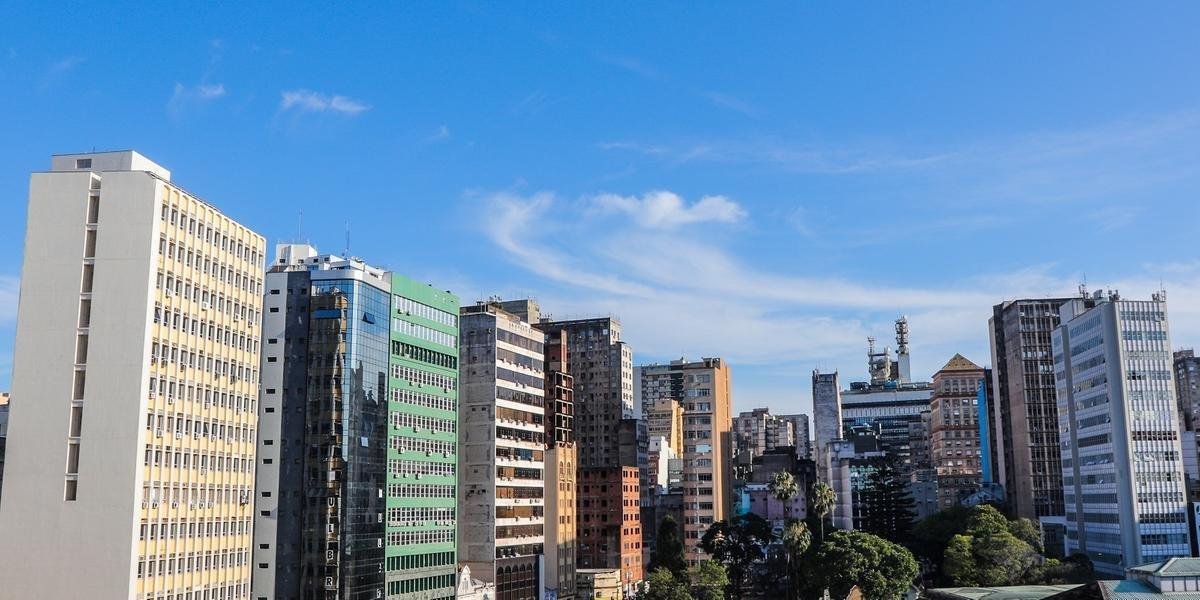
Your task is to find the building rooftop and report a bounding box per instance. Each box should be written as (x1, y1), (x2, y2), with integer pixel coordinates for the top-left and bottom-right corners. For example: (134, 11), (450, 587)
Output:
(925, 585), (1081, 600)
(1130, 558), (1200, 577)
(939, 353), (984, 372)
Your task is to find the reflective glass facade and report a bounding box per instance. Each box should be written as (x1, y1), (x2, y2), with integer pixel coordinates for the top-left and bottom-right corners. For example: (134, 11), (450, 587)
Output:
(305, 278), (391, 599)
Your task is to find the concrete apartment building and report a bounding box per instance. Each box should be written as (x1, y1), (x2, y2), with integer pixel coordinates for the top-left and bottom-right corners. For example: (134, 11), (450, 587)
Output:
(734, 408), (795, 463)
(990, 297), (1093, 522)
(640, 358), (733, 564)
(539, 316), (641, 594)
(250, 244), (460, 600)
(1174, 349), (1200, 501)
(929, 354), (987, 509)
(0, 151), (265, 599)
(1055, 291), (1192, 576)
(778, 414), (811, 459)
(540, 325), (577, 600)
(812, 370), (843, 477)
(459, 301), (548, 600)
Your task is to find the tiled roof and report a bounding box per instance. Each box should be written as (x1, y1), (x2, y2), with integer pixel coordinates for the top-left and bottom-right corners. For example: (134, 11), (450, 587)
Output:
(938, 353), (983, 372)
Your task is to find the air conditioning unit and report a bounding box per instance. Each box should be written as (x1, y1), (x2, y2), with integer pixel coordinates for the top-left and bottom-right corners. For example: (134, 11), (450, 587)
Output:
(152, 501), (160, 508)
(142, 501), (149, 509)
(171, 500), (179, 508)
(156, 428), (163, 438)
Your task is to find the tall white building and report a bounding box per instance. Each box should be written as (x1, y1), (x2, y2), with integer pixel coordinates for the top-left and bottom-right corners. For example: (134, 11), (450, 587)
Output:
(1054, 290), (1191, 576)
(0, 151), (265, 599)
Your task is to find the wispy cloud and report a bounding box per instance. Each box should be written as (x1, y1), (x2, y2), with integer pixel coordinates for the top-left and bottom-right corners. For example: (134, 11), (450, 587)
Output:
(594, 53), (659, 80)
(167, 82), (227, 116)
(470, 191), (1200, 405)
(1087, 205), (1144, 232)
(599, 136), (950, 174)
(427, 125), (451, 142)
(279, 89), (370, 115)
(588, 191), (747, 229)
(0, 275), (19, 323)
(702, 91), (762, 117)
(39, 56), (85, 89)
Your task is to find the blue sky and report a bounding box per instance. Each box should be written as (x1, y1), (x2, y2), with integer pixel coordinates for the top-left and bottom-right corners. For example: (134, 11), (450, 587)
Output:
(2, 3), (1200, 416)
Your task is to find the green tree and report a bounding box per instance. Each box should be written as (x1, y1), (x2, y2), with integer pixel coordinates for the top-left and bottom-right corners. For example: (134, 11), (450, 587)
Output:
(1007, 517), (1044, 554)
(857, 461), (916, 545)
(782, 521), (812, 600)
(910, 504), (973, 579)
(768, 471), (800, 520)
(808, 481), (837, 544)
(651, 515), (688, 578)
(688, 560), (729, 600)
(941, 506), (1041, 586)
(700, 513), (774, 598)
(805, 530), (919, 600)
(638, 568), (693, 600)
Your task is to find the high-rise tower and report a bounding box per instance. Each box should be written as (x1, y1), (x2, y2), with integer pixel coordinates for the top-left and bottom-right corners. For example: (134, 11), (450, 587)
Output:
(1055, 291), (1191, 575)
(0, 152), (265, 599)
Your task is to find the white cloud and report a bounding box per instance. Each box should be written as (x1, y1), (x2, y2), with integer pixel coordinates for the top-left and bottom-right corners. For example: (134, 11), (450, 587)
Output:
(39, 56), (85, 89)
(1087, 205), (1144, 232)
(427, 125), (451, 142)
(470, 191), (1200, 415)
(701, 91), (761, 117)
(167, 82), (227, 115)
(0, 275), (18, 323)
(589, 191), (747, 229)
(279, 89), (370, 115)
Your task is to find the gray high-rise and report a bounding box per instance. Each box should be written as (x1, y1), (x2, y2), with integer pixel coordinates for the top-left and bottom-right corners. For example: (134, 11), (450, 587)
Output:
(989, 297), (1092, 520)
(812, 370), (842, 478)
(1055, 291), (1191, 575)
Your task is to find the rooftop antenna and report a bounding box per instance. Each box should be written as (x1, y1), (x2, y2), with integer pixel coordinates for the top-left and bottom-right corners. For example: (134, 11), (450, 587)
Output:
(297, 209), (304, 243)
(344, 221), (351, 257)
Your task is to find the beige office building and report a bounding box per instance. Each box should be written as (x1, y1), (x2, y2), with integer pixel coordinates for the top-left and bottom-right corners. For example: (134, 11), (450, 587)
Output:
(0, 151), (265, 600)
(639, 358), (732, 564)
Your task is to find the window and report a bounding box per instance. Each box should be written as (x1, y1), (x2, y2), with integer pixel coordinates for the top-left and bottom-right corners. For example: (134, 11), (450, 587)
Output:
(83, 229), (97, 258)
(75, 158), (92, 169)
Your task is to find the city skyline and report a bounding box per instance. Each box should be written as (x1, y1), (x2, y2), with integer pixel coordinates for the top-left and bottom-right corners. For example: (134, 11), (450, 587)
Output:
(3, 4), (1200, 417)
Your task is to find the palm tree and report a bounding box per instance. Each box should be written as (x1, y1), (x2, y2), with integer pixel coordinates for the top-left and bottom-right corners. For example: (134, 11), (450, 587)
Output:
(782, 521), (812, 600)
(809, 481), (837, 544)
(768, 471), (799, 521)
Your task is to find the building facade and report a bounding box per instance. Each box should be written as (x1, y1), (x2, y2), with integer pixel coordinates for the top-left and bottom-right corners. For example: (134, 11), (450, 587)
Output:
(646, 398), (684, 459)
(778, 414), (811, 459)
(0, 392), (9, 503)
(539, 317), (641, 592)
(251, 245), (460, 600)
(459, 302), (547, 600)
(0, 151), (264, 599)
(989, 298), (1091, 521)
(541, 325), (577, 600)
(929, 354), (987, 510)
(734, 408), (795, 463)
(639, 359), (733, 564)
(1055, 291), (1192, 576)
(812, 370), (843, 477)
